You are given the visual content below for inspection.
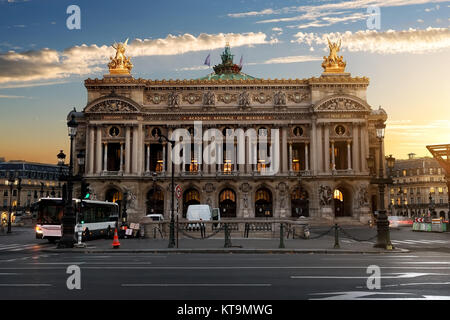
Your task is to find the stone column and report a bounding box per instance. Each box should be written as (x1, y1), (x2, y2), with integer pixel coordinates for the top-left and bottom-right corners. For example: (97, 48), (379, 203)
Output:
(317, 123), (323, 173)
(245, 134), (252, 174)
(310, 120), (317, 174)
(361, 122), (369, 172)
(289, 142), (293, 173)
(352, 123), (360, 172)
(146, 144), (150, 172)
(125, 126), (131, 174)
(305, 142), (309, 171)
(233, 144), (237, 173)
(132, 126), (138, 174)
(331, 140), (335, 171)
(347, 140), (352, 170)
(103, 142), (108, 172)
(282, 126), (288, 173)
(96, 126), (102, 174)
(167, 128), (173, 174)
(162, 144), (166, 172)
(88, 125), (95, 175)
(137, 124), (144, 175)
(120, 143), (124, 172)
(85, 125), (91, 174)
(324, 124), (330, 173)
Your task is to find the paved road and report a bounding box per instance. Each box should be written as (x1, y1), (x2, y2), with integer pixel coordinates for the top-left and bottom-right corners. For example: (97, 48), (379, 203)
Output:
(0, 250), (450, 299)
(1, 226), (450, 300)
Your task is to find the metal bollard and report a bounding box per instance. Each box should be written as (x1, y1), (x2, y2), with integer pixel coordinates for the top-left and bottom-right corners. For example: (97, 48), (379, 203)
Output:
(334, 223), (340, 249)
(279, 223), (285, 248)
(224, 224), (232, 248)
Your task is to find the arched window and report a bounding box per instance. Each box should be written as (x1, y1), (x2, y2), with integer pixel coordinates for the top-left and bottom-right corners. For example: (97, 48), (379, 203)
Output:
(219, 188), (236, 218)
(255, 187), (272, 217)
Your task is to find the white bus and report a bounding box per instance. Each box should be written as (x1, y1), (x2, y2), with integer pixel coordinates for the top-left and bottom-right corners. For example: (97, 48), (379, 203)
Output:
(32, 198), (119, 243)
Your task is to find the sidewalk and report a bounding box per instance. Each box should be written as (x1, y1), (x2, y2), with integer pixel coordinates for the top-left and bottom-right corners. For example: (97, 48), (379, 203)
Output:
(45, 234), (409, 254)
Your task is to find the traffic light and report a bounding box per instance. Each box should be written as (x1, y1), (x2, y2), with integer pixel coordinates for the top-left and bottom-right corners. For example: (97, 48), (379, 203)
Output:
(80, 181), (90, 199)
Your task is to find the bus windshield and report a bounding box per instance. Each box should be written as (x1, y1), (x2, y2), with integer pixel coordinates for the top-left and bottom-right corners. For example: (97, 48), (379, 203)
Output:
(37, 200), (65, 225)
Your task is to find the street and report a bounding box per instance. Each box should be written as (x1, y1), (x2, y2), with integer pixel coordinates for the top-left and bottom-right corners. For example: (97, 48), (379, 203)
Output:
(0, 226), (450, 300)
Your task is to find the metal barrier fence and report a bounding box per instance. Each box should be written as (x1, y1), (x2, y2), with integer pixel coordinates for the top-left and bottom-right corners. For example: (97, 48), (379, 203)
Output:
(139, 219), (379, 249)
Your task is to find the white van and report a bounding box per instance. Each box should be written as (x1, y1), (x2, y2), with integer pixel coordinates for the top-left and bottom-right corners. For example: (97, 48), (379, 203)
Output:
(186, 205), (220, 226)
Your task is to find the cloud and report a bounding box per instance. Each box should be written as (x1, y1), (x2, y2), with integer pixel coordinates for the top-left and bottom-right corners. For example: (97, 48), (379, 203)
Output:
(0, 32), (270, 84)
(247, 55), (322, 65)
(175, 65), (210, 72)
(0, 80), (70, 89)
(291, 27), (450, 54)
(228, 0), (449, 19)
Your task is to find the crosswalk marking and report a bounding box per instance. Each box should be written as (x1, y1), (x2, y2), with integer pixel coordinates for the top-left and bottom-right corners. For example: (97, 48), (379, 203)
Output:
(391, 239), (450, 246)
(0, 243), (42, 252)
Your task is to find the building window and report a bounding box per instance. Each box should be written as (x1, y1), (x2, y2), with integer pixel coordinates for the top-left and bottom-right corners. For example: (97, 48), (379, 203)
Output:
(402, 169), (407, 177)
(430, 187), (435, 194)
(438, 187), (443, 194)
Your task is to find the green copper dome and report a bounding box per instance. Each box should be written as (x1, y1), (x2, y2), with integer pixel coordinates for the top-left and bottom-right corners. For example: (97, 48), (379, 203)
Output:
(198, 44), (259, 81)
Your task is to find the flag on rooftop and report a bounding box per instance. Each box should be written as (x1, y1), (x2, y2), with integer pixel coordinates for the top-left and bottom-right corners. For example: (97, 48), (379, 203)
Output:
(204, 53), (211, 67)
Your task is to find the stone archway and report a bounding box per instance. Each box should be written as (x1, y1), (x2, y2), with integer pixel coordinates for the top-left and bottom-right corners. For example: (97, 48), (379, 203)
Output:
(255, 187), (273, 217)
(182, 188), (200, 218)
(219, 188), (236, 218)
(333, 187), (352, 217)
(146, 187), (164, 216)
(291, 186), (309, 217)
(105, 187), (123, 216)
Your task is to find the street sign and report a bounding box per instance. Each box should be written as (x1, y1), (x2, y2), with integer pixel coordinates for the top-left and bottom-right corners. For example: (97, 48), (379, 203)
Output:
(175, 185), (182, 199)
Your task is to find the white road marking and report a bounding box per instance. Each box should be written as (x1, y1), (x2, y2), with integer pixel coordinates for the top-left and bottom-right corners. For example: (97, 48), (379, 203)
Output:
(310, 291), (450, 300)
(122, 283), (272, 287)
(0, 284), (52, 287)
(291, 273), (446, 279)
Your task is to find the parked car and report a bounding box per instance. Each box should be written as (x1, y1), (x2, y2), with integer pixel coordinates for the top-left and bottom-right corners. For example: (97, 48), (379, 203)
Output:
(145, 214), (164, 221)
(388, 216), (413, 229)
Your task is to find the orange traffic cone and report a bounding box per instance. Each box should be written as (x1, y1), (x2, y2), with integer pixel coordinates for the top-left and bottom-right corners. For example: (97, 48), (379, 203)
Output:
(112, 228), (120, 249)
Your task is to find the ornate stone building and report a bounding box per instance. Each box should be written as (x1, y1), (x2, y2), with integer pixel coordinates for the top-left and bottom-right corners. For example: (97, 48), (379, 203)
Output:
(71, 41), (388, 224)
(388, 153), (449, 220)
(0, 160), (68, 222)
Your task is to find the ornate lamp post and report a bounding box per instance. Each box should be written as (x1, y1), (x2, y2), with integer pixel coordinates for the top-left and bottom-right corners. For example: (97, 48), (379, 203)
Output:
(58, 114), (78, 248)
(368, 121), (395, 250)
(7, 173), (15, 234)
(16, 177), (22, 219)
(158, 134), (176, 248)
(428, 192), (435, 220)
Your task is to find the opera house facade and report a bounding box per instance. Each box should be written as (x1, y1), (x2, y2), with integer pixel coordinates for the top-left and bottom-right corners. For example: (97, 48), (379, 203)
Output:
(71, 41), (388, 224)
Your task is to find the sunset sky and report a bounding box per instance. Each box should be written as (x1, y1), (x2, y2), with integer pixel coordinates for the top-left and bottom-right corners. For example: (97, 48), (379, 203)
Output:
(0, 0), (449, 164)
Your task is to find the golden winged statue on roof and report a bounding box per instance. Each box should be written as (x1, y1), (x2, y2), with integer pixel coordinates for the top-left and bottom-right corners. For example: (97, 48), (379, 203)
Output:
(108, 38), (133, 75)
(322, 37), (346, 73)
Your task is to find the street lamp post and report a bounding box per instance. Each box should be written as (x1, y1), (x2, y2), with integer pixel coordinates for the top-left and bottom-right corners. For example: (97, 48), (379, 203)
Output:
(158, 134), (175, 248)
(428, 192), (435, 220)
(368, 121), (395, 250)
(58, 114), (78, 248)
(17, 178), (22, 220)
(7, 174), (15, 234)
